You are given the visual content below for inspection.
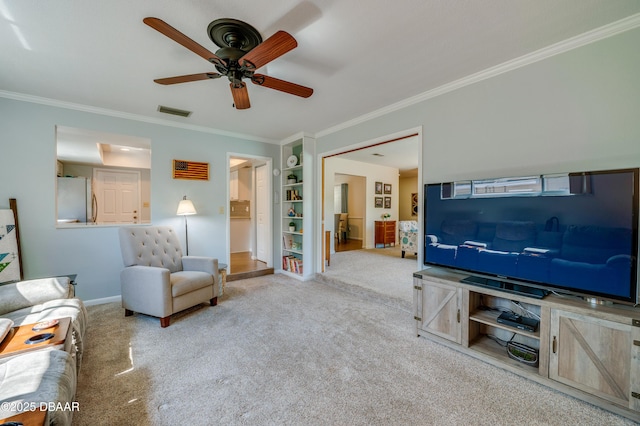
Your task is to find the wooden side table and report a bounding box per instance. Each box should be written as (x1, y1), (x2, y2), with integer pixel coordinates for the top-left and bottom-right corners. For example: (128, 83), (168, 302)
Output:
(0, 409), (47, 425)
(0, 317), (72, 360)
(374, 220), (396, 248)
(218, 263), (227, 295)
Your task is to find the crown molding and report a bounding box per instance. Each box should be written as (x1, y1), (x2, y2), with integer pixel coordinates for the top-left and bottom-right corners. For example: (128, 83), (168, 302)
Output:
(0, 90), (278, 145)
(316, 13), (640, 139)
(280, 131), (316, 145)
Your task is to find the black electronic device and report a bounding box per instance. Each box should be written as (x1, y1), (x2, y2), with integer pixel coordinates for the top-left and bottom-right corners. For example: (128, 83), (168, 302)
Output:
(497, 312), (539, 332)
(506, 341), (539, 367)
(423, 168), (639, 305)
(461, 275), (548, 299)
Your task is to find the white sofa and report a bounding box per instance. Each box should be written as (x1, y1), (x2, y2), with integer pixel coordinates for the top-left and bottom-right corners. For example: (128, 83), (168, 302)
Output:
(0, 276), (87, 425)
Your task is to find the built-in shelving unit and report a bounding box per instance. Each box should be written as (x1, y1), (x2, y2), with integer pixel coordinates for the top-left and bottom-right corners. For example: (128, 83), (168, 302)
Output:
(280, 135), (315, 279)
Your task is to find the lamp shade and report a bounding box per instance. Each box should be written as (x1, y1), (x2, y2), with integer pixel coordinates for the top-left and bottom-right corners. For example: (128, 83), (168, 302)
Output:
(176, 197), (197, 216)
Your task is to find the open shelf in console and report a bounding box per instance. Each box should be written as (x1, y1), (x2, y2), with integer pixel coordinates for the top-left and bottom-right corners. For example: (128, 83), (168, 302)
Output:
(469, 309), (540, 340)
(468, 291), (543, 375)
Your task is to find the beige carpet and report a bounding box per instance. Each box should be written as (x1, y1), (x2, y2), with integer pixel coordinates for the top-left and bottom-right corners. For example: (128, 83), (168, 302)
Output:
(318, 245), (418, 312)
(73, 275), (634, 425)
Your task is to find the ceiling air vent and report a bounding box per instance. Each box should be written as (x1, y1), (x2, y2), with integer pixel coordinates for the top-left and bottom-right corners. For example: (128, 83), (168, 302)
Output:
(158, 105), (192, 117)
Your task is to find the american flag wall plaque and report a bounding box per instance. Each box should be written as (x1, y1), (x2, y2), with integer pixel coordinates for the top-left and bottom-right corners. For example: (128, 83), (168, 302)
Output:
(173, 159), (209, 181)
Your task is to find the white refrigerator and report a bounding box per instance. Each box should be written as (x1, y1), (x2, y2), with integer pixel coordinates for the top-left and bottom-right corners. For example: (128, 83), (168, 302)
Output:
(57, 177), (94, 223)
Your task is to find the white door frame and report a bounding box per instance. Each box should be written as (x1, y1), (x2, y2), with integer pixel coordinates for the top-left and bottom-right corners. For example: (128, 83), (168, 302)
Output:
(255, 163), (269, 263)
(226, 153), (273, 270)
(315, 126), (424, 273)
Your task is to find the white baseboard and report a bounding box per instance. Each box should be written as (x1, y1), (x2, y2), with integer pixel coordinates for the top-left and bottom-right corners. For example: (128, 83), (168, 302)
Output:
(84, 295), (121, 306)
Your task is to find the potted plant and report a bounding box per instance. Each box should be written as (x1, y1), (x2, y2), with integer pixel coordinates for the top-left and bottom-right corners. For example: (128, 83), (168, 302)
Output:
(289, 222), (296, 232)
(287, 174), (297, 184)
(381, 213), (391, 221)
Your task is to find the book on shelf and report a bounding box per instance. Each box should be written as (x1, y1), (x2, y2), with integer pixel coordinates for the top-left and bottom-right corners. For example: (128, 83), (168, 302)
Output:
(282, 255), (303, 274)
(285, 189), (302, 201)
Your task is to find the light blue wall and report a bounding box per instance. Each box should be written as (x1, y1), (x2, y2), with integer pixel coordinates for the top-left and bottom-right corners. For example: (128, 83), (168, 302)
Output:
(3, 27), (640, 301)
(0, 98), (280, 301)
(316, 28), (640, 182)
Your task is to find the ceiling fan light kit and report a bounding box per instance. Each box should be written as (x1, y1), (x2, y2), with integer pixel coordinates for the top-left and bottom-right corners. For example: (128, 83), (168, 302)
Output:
(144, 17), (313, 110)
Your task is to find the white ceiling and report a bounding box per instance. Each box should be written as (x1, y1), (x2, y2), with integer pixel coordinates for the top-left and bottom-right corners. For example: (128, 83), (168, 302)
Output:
(2, 1), (640, 142)
(333, 135), (419, 175)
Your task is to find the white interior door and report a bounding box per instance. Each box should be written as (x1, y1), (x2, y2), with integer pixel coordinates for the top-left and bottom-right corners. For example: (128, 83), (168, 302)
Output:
(94, 169), (140, 224)
(255, 164), (268, 263)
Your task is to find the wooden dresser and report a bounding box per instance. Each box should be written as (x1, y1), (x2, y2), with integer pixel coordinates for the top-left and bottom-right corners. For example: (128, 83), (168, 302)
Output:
(374, 220), (396, 248)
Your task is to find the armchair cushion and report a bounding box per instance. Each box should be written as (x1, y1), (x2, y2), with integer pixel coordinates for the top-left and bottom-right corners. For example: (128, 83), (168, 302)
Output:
(119, 226), (183, 272)
(171, 271), (214, 297)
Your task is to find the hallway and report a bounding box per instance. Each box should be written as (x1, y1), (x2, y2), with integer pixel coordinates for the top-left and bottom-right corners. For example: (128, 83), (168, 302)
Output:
(334, 238), (362, 252)
(228, 251), (273, 282)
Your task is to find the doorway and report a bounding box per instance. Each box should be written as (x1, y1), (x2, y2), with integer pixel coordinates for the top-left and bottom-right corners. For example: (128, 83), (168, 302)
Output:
(334, 174), (365, 252)
(319, 129), (422, 306)
(228, 155), (274, 280)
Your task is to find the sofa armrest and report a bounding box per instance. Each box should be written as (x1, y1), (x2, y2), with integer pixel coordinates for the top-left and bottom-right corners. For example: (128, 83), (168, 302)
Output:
(606, 254), (632, 267)
(182, 256), (219, 276)
(426, 234), (439, 244)
(0, 277), (71, 316)
(120, 265), (171, 318)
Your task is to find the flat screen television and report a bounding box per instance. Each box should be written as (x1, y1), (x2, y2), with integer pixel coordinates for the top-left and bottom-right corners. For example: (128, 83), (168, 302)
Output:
(423, 168), (639, 305)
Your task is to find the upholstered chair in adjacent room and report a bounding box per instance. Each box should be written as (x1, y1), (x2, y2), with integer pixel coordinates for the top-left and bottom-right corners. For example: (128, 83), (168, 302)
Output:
(118, 226), (219, 327)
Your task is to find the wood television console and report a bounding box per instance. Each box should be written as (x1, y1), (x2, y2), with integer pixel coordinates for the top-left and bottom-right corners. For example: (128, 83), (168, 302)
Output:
(413, 267), (640, 422)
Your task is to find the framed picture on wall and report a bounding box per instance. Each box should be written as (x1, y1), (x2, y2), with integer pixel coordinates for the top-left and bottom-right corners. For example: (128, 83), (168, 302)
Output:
(375, 182), (383, 194)
(411, 193), (418, 216)
(384, 197), (391, 209)
(375, 197), (383, 208)
(384, 184), (392, 194)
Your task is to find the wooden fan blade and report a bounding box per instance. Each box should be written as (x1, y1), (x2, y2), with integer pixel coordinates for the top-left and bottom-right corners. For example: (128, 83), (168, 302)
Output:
(230, 83), (251, 109)
(154, 73), (222, 85)
(144, 17), (225, 66)
(251, 74), (313, 98)
(239, 31), (297, 70)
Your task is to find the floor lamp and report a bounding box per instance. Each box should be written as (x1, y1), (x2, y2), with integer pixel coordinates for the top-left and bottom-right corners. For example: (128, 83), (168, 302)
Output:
(176, 196), (197, 255)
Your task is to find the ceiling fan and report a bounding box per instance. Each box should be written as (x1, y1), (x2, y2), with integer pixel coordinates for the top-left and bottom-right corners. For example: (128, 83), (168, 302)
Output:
(144, 17), (313, 110)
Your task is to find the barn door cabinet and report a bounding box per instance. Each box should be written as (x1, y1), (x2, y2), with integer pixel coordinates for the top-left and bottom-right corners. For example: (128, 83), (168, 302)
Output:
(549, 309), (640, 412)
(413, 267), (640, 422)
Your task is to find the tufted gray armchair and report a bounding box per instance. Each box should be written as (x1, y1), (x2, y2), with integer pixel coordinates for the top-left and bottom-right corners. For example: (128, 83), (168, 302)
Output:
(118, 226), (219, 327)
